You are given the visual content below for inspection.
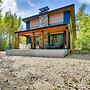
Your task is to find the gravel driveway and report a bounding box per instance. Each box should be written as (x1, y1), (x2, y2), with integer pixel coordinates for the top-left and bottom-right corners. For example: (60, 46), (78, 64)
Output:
(0, 54), (90, 90)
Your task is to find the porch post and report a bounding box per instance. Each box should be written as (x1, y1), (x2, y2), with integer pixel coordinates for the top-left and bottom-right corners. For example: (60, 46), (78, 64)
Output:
(32, 32), (35, 49)
(66, 30), (68, 49)
(41, 31), (44, 49)
(17, 33), (20, 49)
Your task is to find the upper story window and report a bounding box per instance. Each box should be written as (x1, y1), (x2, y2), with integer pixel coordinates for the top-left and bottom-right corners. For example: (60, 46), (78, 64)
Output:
(30, 7), (49, 29)
(39, 6), (49, 27)
(39, 14), (48, 27)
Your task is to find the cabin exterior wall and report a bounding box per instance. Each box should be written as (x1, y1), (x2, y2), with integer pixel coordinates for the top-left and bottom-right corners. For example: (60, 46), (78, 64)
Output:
(25, 11), (71, 30)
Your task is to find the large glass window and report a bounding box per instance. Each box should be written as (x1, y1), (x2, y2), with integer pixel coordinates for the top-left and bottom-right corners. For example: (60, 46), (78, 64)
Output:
(49, 34), (64, 49)
(35, 36), (41, 49)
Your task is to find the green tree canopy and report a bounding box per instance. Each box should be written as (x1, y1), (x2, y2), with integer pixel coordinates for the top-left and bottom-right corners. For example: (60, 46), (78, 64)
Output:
(0, 9), (21, 50)
(76, 4), (90, 50)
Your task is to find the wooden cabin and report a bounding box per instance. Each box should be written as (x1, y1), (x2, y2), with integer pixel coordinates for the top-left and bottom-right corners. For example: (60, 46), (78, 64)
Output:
(15, 4), (76, 49)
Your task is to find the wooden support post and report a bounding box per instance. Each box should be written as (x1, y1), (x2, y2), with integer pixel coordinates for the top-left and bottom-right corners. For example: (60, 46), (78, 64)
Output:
(17, 34), (20, 49)
(41, 31), (44, 49)
(70, 9), (76, 40)
(32, 32), (35, 49)
(70, 9), (76, 49)
(66, 30), (68, 49)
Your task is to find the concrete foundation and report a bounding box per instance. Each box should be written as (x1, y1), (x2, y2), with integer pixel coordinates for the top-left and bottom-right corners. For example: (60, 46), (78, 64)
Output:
(6, 49), (69, 58)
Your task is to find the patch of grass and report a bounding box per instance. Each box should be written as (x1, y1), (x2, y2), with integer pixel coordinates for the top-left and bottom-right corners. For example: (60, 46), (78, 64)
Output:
(53, 86), (61, 90)
(86, 80), (90, 85)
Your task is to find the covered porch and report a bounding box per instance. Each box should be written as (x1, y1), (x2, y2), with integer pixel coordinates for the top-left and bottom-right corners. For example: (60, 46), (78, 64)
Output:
(16, 24), (69, 49)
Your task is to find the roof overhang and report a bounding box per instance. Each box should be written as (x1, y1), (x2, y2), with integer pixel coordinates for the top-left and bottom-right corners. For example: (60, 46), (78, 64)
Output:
(15, 24), (68, 36)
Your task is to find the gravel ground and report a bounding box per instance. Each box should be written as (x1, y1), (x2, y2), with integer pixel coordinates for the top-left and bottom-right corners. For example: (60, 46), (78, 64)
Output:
(0, 53), (90, 90)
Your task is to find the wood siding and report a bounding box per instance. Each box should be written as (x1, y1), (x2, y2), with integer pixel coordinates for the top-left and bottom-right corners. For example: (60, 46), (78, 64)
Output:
(30, 18), (40, 29)
(49, 13), (63, 25)
(30, 12), (64, 29)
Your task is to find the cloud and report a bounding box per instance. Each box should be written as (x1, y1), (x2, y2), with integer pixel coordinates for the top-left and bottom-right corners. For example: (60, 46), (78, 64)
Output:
(27, 0), (35, 7)
(1, 0), (17, 15)
(1, 0), (35, 18)
(76, 0), (90, 4)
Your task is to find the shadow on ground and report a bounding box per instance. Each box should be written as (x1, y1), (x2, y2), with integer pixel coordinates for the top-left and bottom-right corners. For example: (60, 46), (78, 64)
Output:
(65, 54), (90, 60)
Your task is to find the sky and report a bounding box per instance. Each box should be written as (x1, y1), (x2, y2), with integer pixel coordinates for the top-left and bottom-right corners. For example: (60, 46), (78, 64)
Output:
(1, 0), (90, 18)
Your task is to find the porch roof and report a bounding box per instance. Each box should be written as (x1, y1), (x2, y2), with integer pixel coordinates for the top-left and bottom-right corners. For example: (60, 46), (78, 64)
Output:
(15, 24), (68, 36)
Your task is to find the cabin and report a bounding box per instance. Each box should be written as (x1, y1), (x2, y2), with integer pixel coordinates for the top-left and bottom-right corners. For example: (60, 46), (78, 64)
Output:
(15, 4), (76, 49)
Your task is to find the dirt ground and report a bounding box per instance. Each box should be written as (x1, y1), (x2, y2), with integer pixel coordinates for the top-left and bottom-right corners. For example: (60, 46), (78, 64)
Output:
(0, 53), (90, 90)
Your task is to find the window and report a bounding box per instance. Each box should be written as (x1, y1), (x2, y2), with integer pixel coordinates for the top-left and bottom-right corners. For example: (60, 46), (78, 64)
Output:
(49, 34), (64, 49)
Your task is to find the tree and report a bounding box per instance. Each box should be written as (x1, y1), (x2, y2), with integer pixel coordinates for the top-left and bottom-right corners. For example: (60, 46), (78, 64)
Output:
(0, 8), (8, 50)
(0, 0), (2, 3)
(77, 3), (86, 17)
(76, 4), (90, 50)
(4, 10), (21, 49)
(0, 2), (21, 50)
(0, 9), (21, 50)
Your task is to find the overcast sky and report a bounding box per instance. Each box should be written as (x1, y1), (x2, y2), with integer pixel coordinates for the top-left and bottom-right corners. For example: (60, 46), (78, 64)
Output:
(1, 0), (90, 18)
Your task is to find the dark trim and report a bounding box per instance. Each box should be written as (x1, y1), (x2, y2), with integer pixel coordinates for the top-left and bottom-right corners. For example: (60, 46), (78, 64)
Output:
(15, 24), (67, 34)
(26, 21), (30, 30)
(26, 36), (31, 45)
(63, 31), (66, 49)
(22, 4), (74, 22)
(68, 31), (70, 49)
(64, 11), (71, 24)
(48, 34), (50, 44)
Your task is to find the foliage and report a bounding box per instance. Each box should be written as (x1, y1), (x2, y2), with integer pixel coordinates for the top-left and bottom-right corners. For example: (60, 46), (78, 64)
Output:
(76, 4), (90, 50)
(4, 11), (21, 49)
(0, 0), (2, 3)
(76, 14), (90, 50)
(0, 8), (21, 50)
(20, 36), (26, 45)
(76, 3), (86, 19)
